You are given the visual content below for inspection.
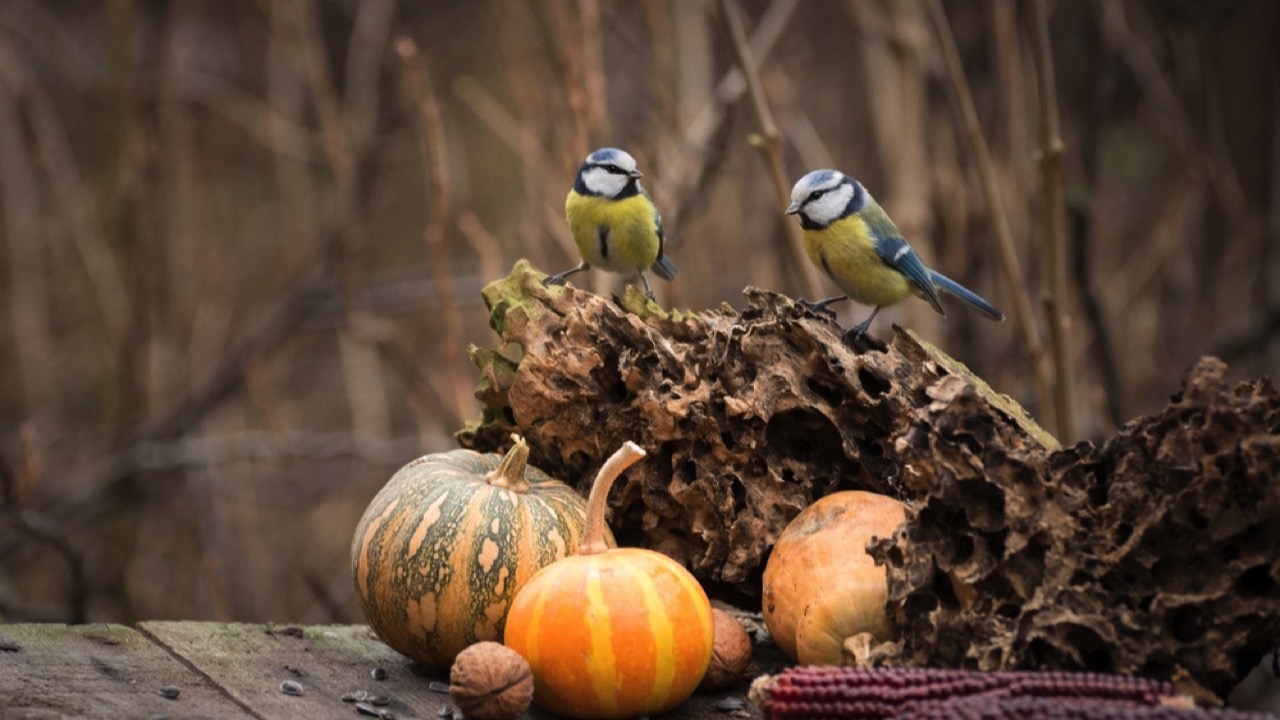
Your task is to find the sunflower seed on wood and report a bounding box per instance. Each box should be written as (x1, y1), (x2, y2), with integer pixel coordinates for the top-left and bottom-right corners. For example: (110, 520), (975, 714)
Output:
(715, 697), (747, 712)
(368, 695), (391, 707)
(157, 686), (180, 700)
(280, 680), (303, 696)
(436, 708), (452, 718)
(427, 681), (450, 693)
(342, 690), (371, 703)
(356, 702), (395, 718)
(371, 667), (388, 680)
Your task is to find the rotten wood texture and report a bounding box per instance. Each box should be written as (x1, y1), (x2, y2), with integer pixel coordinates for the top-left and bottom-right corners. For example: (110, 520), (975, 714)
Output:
(458, 261), (1280, 702)
(0, 621), (786, 719)
(869, 355), (1280, 703)
(459, 261), (1055, 600)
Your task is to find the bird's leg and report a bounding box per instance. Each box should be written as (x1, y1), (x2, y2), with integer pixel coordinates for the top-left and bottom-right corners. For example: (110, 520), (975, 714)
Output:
(798, 295), (847, 319)
(637, 272), (656, 300)
(544, 261), (590, 287)
(845, 306), (882, 341)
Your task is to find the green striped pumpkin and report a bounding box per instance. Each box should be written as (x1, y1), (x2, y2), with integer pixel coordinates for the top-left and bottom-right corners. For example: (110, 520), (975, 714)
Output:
(351, 437), (610, 670)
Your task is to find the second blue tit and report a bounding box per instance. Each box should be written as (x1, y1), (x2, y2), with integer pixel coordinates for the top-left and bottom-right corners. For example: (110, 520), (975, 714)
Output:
(785, 169), (1004, 340)
(545, 147), (677, 299)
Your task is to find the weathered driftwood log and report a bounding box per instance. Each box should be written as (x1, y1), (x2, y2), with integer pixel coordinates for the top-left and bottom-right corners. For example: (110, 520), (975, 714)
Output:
(458, 261), (1279, 700)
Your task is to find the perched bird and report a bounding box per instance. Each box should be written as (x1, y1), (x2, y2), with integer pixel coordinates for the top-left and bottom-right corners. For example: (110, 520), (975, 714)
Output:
(785, 169), (1004, 339)
(545, 147), (677, 299)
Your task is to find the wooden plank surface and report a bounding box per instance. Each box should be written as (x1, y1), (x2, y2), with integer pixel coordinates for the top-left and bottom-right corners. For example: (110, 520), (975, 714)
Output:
(0, 622), (783, 720)
(140, 622), (453, 720)
(0, 623), (253, 719)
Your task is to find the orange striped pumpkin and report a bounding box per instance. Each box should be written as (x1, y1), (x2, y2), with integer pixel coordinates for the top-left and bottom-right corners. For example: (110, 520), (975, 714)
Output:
(503, 442), (713, 719)
(351, 436), (609, 670)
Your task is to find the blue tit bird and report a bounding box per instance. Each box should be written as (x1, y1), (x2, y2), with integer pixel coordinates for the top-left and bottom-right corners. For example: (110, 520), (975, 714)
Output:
(545, 147), (677, 299)
(785, 169), (1004, 340)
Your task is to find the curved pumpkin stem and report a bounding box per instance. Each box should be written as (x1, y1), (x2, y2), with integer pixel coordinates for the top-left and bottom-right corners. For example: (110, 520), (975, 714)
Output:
(579, 441), (647, 555)
(485, 435), (532, 492)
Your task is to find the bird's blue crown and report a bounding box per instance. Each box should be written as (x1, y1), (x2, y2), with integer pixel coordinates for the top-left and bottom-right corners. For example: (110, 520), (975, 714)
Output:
(804, 169), (843, 188)
(586, 147), (625, 165)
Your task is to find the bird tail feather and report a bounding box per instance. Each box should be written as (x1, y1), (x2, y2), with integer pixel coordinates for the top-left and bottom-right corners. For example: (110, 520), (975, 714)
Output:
(930, 271), (1004, 321)
(651, 254), (678, 281)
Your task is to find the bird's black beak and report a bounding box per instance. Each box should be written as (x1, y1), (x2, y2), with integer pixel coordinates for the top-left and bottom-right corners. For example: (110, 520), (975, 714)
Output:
(628, 170), (643, 179)
(785, 201), (801, 215)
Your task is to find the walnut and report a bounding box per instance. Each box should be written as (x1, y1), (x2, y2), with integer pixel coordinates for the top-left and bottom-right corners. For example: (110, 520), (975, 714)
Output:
(449, 642), (534, 720)
(699, 608), (753, 692)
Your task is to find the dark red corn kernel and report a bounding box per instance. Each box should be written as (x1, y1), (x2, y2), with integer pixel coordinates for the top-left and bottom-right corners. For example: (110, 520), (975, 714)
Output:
(757, 667), (1185, 720)
(901, 696), (1277, 720)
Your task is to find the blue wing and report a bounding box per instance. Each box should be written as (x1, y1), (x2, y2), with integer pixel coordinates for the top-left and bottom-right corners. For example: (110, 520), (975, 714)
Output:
(863, 203), (944, 316)
(642, 183), (677, 280)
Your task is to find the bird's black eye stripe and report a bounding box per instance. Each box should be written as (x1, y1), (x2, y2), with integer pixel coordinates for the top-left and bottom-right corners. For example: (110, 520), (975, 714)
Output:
(808, 189), (826, 201)
(604, 164), (623, 174)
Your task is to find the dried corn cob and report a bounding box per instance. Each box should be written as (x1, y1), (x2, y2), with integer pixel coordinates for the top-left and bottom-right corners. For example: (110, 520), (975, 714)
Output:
(902, 696), (1275, 720)
(752, 666), (1183, 720)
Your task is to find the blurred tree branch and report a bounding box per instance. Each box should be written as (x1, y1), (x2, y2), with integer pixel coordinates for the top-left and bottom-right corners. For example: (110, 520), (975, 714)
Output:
(662, 0), (799, 246)
(925, 0), (1053, 435)
(718, 0), (820, 299)
(395, 37), (473, 431)
(1024, 0), (1074, 441)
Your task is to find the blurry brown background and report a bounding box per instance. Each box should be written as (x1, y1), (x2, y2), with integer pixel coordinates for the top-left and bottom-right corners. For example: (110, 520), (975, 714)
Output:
(0, 0), (1275, 641)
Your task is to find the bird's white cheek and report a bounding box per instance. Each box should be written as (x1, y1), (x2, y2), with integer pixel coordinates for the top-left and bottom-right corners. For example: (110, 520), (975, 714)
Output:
(582, 167), (627, 197)
(809, 185), (855, 225)
(807, 198), (842, 226)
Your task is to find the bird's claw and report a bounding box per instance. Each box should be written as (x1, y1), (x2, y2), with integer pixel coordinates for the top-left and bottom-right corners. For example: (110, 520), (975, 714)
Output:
(797, 299), (838, 319)
(842, 323), (886, 353)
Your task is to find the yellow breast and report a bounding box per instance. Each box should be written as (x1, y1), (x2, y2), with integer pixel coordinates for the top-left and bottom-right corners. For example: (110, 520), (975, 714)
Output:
(565, 191), (661, 274)
(802, 216), (913, 308)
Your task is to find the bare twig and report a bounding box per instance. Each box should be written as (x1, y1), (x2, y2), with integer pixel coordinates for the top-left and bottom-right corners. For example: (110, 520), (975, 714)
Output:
(1069, 207), (1123, 433)
(456, 211), (507, 283)
(99, 431), (433, 475)
(642, 0), (678, 138)
(343, 0), (397, 160)
(544, 0), (591, 162)
(14, 62), (129, 348)
(284, 0), (353, 186)
(1024, 0), (1074, 441)
(0, 53), (55, 411)
(1097, 1), (1260, 354)
(395, 36), (473, 428)
(131, 268), (335, 443)
(0, 508), (89, 623)
(452, 76), (578, 260)
(9, 426), (440, 558)
(683, 0), (799, 153)
(576, 0), (610, 143)
(925, 0), (1052, 433)
(662, 0), (800, 241)
(163, 70), (324, 161)
(717, 0), (819, 298)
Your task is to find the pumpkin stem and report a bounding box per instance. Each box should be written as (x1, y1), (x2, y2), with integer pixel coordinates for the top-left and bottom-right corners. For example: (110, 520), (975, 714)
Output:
(579, 441), (647, 555)
(485, 435), (532, 492)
